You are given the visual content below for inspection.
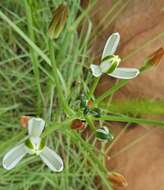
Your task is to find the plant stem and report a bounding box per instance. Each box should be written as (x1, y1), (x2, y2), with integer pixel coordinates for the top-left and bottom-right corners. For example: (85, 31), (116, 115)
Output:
(89, 77), (100, 97)
(25, 0), (44, 114)
(85, 115), (96, 132)
(48, 40), (74, 116)
(99, 115), (164, 127)
(96, 79), (127, 104)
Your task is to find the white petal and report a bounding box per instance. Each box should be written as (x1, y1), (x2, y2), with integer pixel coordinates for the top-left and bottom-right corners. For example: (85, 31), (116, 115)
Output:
(90, 64), (102, 77)
(28, 117), (45, 137)
(109, 67), (140, 79)
(102, 32), (120, 58)
(2, 144), (27, 170)
(40, 146), (64, 172)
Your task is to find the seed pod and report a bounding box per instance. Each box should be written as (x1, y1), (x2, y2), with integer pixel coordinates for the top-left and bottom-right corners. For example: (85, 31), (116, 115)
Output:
(108, 172), (128, 188)
(48, 3), (69, 39)
(20, 116), (30, 128)
(96, 126), (114, 141)
(71, 119), (86, 130)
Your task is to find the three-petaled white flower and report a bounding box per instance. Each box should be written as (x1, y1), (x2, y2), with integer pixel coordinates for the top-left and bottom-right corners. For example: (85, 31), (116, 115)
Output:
(2, 117), (64, 172)
(90, 32), (140, 79)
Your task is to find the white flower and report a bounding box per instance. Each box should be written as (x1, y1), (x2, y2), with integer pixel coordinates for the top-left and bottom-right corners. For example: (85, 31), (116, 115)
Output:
(2, 117), (64, 172)
(90, 32), (140, 79)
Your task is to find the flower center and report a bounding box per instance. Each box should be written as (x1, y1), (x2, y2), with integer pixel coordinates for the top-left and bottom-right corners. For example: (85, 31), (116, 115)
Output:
(101, 55), (121, 73)
(111, 55), (121, 64)
(25, 137), (46, 155)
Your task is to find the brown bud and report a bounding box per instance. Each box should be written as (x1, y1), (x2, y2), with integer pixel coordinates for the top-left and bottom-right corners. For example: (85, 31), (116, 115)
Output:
(48, 3), (69, 39)
(20, 116), (30, 128)
(71, 119), (86, 130)
(87, 100), (94, 108)
(108, 172), (128, 188)
(140, 48), (164, 72)
(148, 47), (164, 65)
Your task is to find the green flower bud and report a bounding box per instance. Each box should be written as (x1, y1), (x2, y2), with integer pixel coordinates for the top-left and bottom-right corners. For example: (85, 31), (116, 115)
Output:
(80, 94), (87, 108)
(96, 126), (114, 141)
(48, 3), (69, 39)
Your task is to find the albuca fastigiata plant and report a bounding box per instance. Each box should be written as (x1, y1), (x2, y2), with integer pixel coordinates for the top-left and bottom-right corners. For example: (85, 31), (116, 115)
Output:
(0, 1), (164, 190)
(90, 32), (140, 79)
(2, 117), (63, 172)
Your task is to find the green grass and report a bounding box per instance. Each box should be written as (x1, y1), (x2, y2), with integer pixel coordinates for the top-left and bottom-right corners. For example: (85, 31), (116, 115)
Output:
(0, 0), (164, 190)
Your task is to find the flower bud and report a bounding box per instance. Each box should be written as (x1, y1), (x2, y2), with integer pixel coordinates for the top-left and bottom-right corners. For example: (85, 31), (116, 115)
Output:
(87, 100), (94, 108)
(71, 119), (86, 130)
(148, 47), (164, 65)
(140, 48), (164, 72)
(20, 116), (30, 128)
(96, 126), (114, 141)
(108, 171), (128, 188)
(80, 95), (101, 117)
(48, 3), (69, 39)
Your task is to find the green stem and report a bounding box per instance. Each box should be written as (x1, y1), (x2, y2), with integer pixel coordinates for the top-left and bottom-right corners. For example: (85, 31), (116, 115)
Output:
(96, 79), (127, 104)
(25, 0), (44, 114)
(48, 40), (74, 116)
(85, 115), (96, 132)
(89, 77), (100, 97)
(123, 32), (164, 61)
(96, 58), (158, 104)
(47, 85), (54, 121)
(99, 115), (164, 127)
(67, 131), (113, 190)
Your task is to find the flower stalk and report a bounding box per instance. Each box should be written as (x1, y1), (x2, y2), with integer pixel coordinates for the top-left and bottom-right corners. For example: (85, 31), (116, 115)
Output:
(48, 40), (74, 116)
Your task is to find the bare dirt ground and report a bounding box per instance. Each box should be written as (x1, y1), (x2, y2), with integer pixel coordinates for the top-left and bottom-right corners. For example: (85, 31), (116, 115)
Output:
(89, 0), (164, 189)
